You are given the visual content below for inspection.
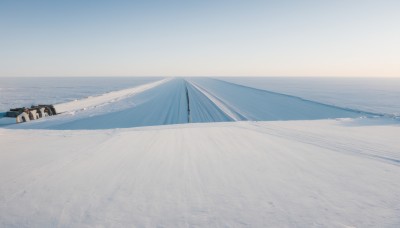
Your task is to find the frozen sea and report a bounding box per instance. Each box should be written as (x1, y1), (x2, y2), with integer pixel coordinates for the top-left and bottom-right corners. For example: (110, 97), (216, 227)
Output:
(1, 76), (399, 119)
(0, 77), (162, 112)
(219, 77), (400, 116)
(1, 76), (400, 227)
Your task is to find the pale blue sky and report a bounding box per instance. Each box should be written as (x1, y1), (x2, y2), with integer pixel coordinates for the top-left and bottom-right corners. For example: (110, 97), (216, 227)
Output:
(0, 0), (399, 77)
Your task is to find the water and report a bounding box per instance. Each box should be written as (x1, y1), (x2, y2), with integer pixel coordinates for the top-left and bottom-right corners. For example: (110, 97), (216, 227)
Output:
(0, 77), (163, 111)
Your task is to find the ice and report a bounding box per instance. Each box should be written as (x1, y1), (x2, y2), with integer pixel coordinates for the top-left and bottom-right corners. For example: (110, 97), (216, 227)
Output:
(54, 78), (170, 113)
(6, 78), (373, 130)
(219, 77), (400, 116)
(0, 77), (163, 111)
(188, 78), (371, 121)
(1, 77), (399, 227)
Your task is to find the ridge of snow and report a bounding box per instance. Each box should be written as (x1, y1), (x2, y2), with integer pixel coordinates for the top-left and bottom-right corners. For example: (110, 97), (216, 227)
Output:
(6, 78), (377, 130)
(54, 78), (171, 113)
(187, 80), (245, 121)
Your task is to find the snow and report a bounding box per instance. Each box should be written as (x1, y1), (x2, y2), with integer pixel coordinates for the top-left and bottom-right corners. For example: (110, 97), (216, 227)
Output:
(1, 119), (400, 227)
(6, 78), (373, 130)
(1, 77), (399, 227)
(218, 77), (400, 116)
(54, 78), (170, 113)
(187, 81), (242, 121)
(0, 116), (15, 126)
(0, 77), (163, 112)
(188, 78), (373, 121)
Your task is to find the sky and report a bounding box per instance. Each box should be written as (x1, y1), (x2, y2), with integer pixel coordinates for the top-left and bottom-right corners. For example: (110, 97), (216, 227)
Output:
(0, 0), (399, 77)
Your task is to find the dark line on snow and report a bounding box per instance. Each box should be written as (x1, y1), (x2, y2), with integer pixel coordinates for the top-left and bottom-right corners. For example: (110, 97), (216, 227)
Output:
(185, 81), (191, 123)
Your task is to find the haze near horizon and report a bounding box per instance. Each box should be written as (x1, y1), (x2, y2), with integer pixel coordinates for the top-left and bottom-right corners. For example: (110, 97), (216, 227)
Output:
(0, 0), (399, 77)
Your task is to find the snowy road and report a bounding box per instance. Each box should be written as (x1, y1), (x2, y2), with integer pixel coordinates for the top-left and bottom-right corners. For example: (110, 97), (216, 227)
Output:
(188, 78), (372, 121)
(1, 78), (399, 227)
(7, 78), (375, 130)
(1, 119), (400, 227)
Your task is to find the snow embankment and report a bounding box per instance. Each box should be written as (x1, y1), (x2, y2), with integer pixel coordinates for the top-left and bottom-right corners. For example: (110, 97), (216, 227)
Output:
(0, 118), (399, 227)
(187, 81), (244, 121)
(187, 78), (374, 120)
(8, 78), (376, 130)
(54, 78), (171, 113)
(218, 77), (400, 117)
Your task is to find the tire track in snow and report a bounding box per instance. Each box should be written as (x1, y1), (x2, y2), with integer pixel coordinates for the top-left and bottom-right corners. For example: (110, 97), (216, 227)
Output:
(185, 79), (247, 121)
(8, 77), (383, 130)
(184, 80), (235, 123)
(184, 82), (191, 123)
(189, 78), (375, 121)
(10, 78), (187, 130)
(213, 78), (382, 118)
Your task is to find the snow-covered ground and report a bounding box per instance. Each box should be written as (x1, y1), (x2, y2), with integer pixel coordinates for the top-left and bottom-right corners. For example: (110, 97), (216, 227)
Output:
(0, 77), (162, 111)
(1, 77), (399, 227)
(1, 119), (400, 227)
(219, 77), (400, 116)
(4, 78), (374, 130)
(54, 78), (171, 113)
